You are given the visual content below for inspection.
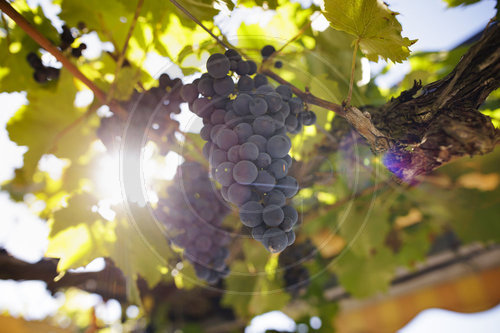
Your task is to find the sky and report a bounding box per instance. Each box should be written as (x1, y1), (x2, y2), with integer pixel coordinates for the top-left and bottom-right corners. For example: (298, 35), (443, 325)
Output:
(0, 0), (499, 331)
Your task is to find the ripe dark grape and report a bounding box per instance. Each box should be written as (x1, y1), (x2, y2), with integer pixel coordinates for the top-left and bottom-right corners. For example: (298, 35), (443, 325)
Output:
(256, 152), (272, 168)
(247, 60), (257, 75)
(261, 45), (276, 58)
(234, 123), (253, 144)
(180, 83), (199, 103)
(214, 76), (234, 96)
(274, 61), (283, 68)
(236, 61), (250, 75)
(239, 142), (259, 161)
(248, 134), (267, 152)
(239, 201), (263, 227)
(227, 145), (241, 163)
(238, 75), (254, 92)
(263, 204), (284, 227)
(224, 49), (241, 61)
(214, 161), (235, 186)
(210, 109), (226, 125)
(277, 176), (299, 198)
(264, 190), (286, 207)
(206, 53), (230, 79)
(254, 74), (268, 87)
(253, 116), (275, 137)
(216, 128), (238, 151)
(198, 77), (215, 97)
(263, 228), (288, 253)
(301, 110), (317, 126)
(249, 97), (268, 116)
(267, 135), (291, 158)
(269, 159), (288, 179)
(276, 85), (292, 101)
(253, 170), (275, 192)
(233, 160), (258, 184)
(228, 183), (252, 206)
(234, 93), (252, 116)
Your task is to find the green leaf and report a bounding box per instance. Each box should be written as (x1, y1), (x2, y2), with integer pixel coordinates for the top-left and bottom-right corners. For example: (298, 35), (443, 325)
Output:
(443, 0), (482, 7)
(323, 0), (417, 62)
(6, 69), (81, 184)
(335, 247), (396, 297)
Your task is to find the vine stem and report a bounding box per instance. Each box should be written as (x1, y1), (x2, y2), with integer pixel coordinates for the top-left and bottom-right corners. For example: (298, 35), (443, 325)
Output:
(106, 0), (144, 104)
(0, 0), (127, 118)
(169, 0), (230, 50)
(345, 38), (359, 107)
(262, 69), (345, 117)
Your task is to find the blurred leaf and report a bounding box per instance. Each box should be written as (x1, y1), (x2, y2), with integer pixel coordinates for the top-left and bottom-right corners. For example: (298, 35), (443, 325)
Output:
(323, 0), (417, 62)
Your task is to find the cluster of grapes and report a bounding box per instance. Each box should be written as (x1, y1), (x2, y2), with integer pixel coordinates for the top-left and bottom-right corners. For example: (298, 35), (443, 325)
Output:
(155, 162), (231, 284)
(278, 240), (316, 297)
(184, 46), (316, 253)
(59, 24), (87, 58)
(26, 52), (60, 83)
(97, 73), (182, 154)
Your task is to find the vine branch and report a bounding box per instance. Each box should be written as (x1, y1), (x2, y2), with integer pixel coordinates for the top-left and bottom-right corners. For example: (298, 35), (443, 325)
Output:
(0, 0), (127, 119)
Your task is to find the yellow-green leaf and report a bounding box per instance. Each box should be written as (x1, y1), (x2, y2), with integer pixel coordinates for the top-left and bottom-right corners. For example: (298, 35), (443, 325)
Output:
(323, 0), (417, 63)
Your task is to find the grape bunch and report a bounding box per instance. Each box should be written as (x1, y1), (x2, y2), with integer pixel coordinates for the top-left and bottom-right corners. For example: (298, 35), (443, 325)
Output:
(97, 73), (182, 154)
(278, 240), (316, 297)
(155, 162), (231, 284)
(26, 52), (60, 83)
(185, 46), (316, 253)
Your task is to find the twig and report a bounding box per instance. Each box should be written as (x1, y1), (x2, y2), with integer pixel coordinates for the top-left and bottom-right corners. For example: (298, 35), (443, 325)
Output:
(106, 0), (144, 104)
(345, 38), (359, 107)
(262, 69), (345, 117)
(0, 0), (128, 119)
(169, 0), (230, 50)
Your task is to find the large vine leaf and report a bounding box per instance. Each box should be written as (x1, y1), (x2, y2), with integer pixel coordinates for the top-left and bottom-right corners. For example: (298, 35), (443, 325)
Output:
(323, 0), (417, 63)
(6, 70), (81, 185)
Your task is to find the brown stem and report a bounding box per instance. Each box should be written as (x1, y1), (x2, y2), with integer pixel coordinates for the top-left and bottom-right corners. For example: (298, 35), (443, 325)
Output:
(106, 0), (144, 104)
(169, 0), (230, 50)
(0, 0), (127, 118)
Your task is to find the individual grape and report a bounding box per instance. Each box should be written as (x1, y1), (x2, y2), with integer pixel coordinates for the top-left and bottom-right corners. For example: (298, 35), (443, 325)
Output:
(263, 92), (282, 113)
(256, 152), (272, 168)
(26, 52), (43, 69)
(192, 98), (213, 117)
(236, 61), (250, 75)
(224, 49), (241, 61)
(214, 162), (235, 186)
(216, 128), (238, 151)
(228, 183), (252, 206)
(261, 45), (276, 58)
(247, 60), (257, 75)
(180, 83), (198, 103)
(272, 112), (286, 128)
(45, 67), (60, 80)
(301, 110), (317, 126)
(287, 231), (296, 246)
(233, 160), (258, 184)
(264, 189), (286, 207)
(277, 176), (299, 198)
(254, 74), (268, 87)
(230, 60), (238, 71)
(239, 201), (263, 227)
(234, 123), (253, 144)
(263, 228), (288, 253)
(198, 76), (215, 97)
(276, 85), (292, 101)
(209, 148), (227, 167)
(33, 69), (48, 83)
(253, 170), (275, 192)
(203, 142), (214, 159)
(252, 224), (267, 241)
(253, 116), (276, 137)
(206, 53), (230, 79)
(210, 108), (226, 124)
(285, 115), (298, 132)
(274, 126), (287, 136)
(224, 110), (242, 127)
(283, 155), (292, 168)
(249, 97), (268, 116)
(289, 97), (304, 114)
(267, 135), (291, 158)
(237, 75), (254, 92)
(263, 204), (284, 227)
(210, 124), (226, 142)
(239, 142), (259, 161)
(274, 61), (283, 68)
(200, 124), (213, 141)
(256, 84), (275, 94)
(227, 145), (241, 163)
(60, 25), (74, 50)
(213, 76), (235, 96)
(248, 134), (267, 152)
(290, 120), (303, 135)
(194, 263), (211, 281)
(159, 73), (173, 88)
(279, 102), (290, 117)
(213, 95), (229, 108)
(233, 93), (252, 116)
(269, 159), (288, 179)
(281, 205), (298, 232)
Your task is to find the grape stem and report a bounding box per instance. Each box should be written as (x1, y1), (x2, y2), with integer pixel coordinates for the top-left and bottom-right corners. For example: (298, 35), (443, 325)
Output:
(262, 69), (345, 117)
(169, 0), (230, 50)
(106, 0), (144, 104)
(0, 0), (128, 118)
(345, 38), (359, 107)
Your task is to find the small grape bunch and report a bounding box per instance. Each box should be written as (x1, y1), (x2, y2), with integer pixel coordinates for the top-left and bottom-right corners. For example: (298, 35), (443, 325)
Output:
(60, 24), (87, 58)
(184, 46), (317, 253)
(26, 52), (60, 84)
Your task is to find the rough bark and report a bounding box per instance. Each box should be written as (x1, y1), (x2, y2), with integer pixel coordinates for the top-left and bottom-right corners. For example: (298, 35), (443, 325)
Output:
(365, 23), (500, 182)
